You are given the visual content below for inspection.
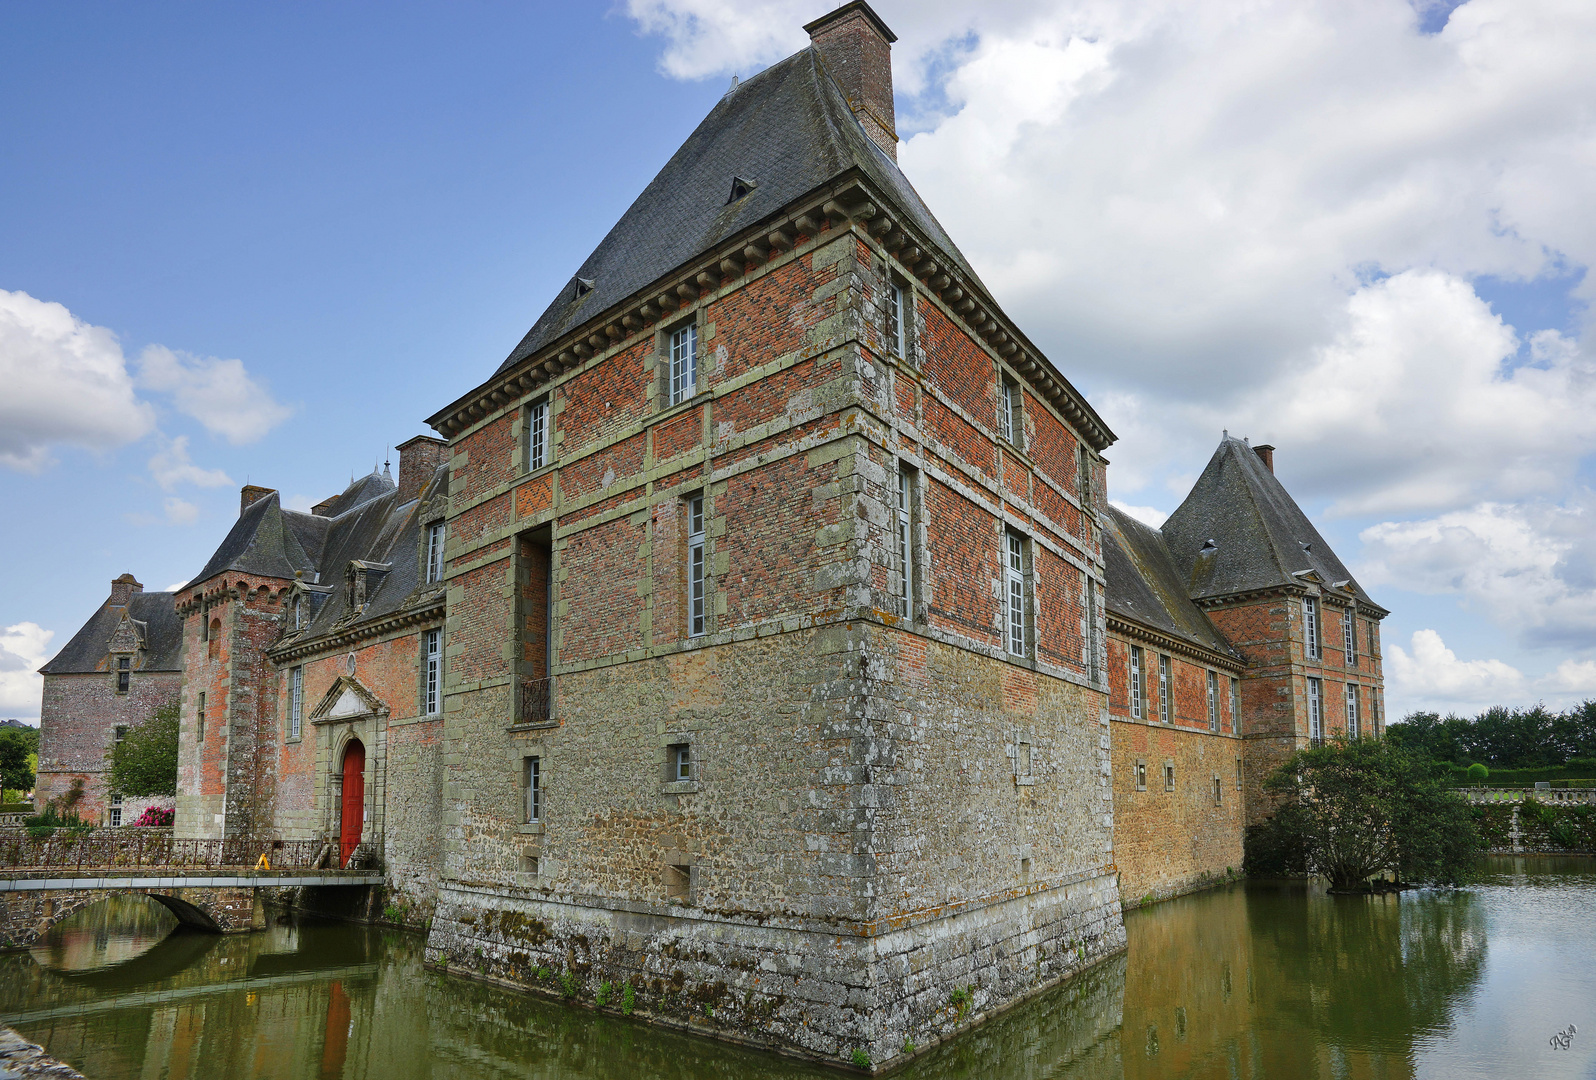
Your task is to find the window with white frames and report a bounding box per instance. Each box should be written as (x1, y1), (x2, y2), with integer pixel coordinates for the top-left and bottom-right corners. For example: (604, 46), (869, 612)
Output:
(1207, 671), (1220, 732)
(669, 742), (691, 782)
(527, 398), (549, 471)
(1004, 531), (1029, 656)
(524, 756), (541, 823)
(424, 629), (441, 715)
(1346, 683), (1360, 738)
(426, 522), (446, 584)
(1304, 596), (1321, 660)
(289, 666), (303, 740)
(886, 282), (906, 358)
(1130, 646), (1145, 719)
(999, 378), (1023, 449)
(688, 495), (706, 637)
(895, 464), (915, 619)
(109, 792), (122, 828)
(1230, 677), (1240, 734)
(1343, 608), (1357, 666)
(1158, 655), (1172, 723)
(1308, 677), (1323, 740)
(669, 322), (697, 404)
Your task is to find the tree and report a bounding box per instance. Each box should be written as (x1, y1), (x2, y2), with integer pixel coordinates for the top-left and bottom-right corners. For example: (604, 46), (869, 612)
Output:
(1245, 737), (1478, 890)
(0, 733), (34, 794)
(106, 700), (180, 798)
(1466, 763), (1488, 784)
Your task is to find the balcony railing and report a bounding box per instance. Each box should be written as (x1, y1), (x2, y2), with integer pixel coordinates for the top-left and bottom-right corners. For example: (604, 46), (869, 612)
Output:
(0, 834), (327, 871)
(520, 676), (552, 726)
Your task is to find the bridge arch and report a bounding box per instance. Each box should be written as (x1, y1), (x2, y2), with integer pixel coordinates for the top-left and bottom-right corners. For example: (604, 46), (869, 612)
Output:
(1, 884), (264, 949)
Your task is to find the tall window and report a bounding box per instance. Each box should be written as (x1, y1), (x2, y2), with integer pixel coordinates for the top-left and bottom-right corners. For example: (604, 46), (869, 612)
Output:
(109, 792), (122, 828)
(424, 629), (442, 715)
(999, 377), (1022, 449)
(197, 691), (206, 743)
(1343, 609), (1357, 666)
(1206, 671), (1220, 732)
(1308, 677), (1323, 741)
(1086, 577), (1100, 683)
(670, 743), (691, 782)
(1077, 445), (1093, 507)
(688, 495), (706, 637)
(1346, 683), (1360, 738)
(886, 283), (905, 358)
(294, 594), (304, 630)
(1158, 655), (1172, 723)
(1372, 693), (1382, 734)
(289, 666), (303, 740)
(527, 398), (550, 471)
(1129, 646), (1145, 719)
(116, 656), (131, 693)
(895, 464), (915, 619)
(426, 522), (446, 584)
(524, 756), (541, 823)
(1004, 531), (1029, 657)
(669, 323), (697, 404)
(1229, 677), (1240, 734)
(1304, 596), (1321, 660)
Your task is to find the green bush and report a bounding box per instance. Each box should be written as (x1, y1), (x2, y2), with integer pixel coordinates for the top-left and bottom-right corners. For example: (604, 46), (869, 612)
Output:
(1466, 763), (1489, 782)
(622, 982), (635, 1016)
(850, 1048), (871, 1068)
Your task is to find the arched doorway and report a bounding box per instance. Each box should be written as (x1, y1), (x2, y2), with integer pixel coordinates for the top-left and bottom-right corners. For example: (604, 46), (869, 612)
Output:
(339, 740), (365, 866)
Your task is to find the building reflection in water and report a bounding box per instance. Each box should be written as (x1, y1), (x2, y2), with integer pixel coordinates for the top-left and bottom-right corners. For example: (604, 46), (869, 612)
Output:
(0, 881), (1495, 1080)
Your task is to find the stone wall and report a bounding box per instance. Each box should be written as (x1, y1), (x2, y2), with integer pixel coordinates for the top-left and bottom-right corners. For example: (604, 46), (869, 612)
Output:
(37, 670), (181, 824)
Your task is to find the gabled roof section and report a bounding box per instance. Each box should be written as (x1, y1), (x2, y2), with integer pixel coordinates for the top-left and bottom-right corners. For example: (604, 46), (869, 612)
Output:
(1102, 506), (1240, 660)
(494, 45), (983, 377)
(40, 591), (183, 675)
(1161, 437), (1384, 611)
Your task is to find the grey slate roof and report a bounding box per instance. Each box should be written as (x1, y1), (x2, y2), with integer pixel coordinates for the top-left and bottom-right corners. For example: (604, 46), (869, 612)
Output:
(40, 591), (183, 675)
(1102, 506), (1239, 660)
(495, 45), (983, 376)
(1161, 437), (1383, 611)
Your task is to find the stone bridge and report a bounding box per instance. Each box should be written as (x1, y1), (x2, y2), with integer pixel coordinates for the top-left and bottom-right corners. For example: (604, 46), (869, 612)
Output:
(0, 870), (384, 949)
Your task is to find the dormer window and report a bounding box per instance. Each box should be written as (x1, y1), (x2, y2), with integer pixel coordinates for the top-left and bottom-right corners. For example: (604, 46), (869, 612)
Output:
(727, 176), (755, 203)
(572, 277), (594, 300)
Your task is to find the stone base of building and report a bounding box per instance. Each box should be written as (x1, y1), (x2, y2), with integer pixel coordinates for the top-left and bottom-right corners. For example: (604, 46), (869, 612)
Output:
(424, 869), (1125, 1071)
(1119, 865), (1242, 910)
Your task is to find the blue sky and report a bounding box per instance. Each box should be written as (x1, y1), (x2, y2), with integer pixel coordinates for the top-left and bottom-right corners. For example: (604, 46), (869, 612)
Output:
(3, 0), (1594, 720)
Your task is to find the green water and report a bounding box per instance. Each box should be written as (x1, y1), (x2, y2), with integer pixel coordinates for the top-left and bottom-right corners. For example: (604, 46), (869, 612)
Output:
(1, 857), (1591, 1078)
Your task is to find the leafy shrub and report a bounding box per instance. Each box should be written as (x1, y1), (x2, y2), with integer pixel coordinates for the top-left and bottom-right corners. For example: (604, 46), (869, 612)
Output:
(850, 1048), (871, 1068)
(129, 806), (173, 827)
(622, 982), (635, 1016)
(559, 969), (579, 999)
(1466, 763), (1489, 783)
(595, 981), (611, 1008)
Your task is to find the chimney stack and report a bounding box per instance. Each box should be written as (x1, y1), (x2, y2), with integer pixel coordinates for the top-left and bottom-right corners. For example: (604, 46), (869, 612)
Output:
(805, 1), (899, 161)
(396, 435), (448, 505)
(109, 573), (143, 607)
(241, 485), (276, 516)
(1253, 444), (1275, 473)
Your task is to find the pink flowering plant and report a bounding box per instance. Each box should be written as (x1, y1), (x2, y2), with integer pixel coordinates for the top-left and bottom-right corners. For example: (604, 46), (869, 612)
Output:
(130, 806), (174, 827)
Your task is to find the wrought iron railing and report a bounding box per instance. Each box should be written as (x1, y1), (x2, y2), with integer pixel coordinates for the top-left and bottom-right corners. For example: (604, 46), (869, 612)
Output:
(519, 676), (552, 726)
(0, 834), (326, 871)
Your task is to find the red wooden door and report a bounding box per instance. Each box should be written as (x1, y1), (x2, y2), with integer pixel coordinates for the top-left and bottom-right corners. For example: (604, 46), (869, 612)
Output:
(340, 740), (365, 866)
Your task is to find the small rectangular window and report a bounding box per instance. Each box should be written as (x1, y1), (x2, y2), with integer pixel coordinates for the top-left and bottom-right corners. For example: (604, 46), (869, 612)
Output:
(114, 725), (128, 743)
(1134, 759), (1147, 792)
(524, 756), (541, 823)
(1213, 776), (1223, 806)
(197, 691), (206, 743)
(1304, 597), (1321, 660)
(1158, 655), (1172, 723)
(669, 323), (698, 404)
(1346, 682), (1360, 738)
(424, 629), (442, 716)
(999, 377), (1022, 449)
(669, 742), (691, 782)
(688, 495), (706, 637)
(426, 522), (446, 585)
(664, 862), (691, 902)
(109, 793), (122, 828)
(1229, 677), (1240, 734)
(527, 398), (550, 471)
(1207, 671), (1219, 732)
(886, 283), (906, 358)
(895, 464), (915, 619)
(1308, 677), (1323, 740)
(116, 656), (131, 693)
(1236, 756), (1243, 791)
(1344, 609), (1356, 666)
(1129, 646), (1145, 719)
(1004, 531), (1029, 657)
(1165, 762), (1176, 792)
(1018, 741), (1033, 778)
(289, 666), (303, 740)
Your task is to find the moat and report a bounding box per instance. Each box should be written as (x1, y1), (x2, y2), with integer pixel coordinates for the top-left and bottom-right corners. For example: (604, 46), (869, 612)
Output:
(1, 856), (1591, 1079)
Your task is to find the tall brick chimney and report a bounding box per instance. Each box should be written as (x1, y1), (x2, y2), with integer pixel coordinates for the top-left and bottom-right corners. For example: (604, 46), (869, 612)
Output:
(109, 573), (143, 607)
(805, 1), (898, 161)
(240, 485), (276, 516)
(396, 435), (448, 505)
(1254, 444), (1275, 473)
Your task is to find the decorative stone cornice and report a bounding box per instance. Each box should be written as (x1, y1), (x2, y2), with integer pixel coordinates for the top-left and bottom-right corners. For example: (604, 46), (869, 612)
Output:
(425, 171), (1115, 455)
(1106, 613), (1246, 672)
(267, 596), (444, 664)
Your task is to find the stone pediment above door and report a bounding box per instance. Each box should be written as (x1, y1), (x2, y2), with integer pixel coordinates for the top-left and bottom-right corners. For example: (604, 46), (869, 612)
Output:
(310, 675), (388, 725)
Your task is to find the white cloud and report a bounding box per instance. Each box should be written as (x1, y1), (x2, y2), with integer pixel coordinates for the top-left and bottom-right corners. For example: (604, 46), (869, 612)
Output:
(1543, 658), (1596, 694)
(1110, 501), (1167, 527)
(0, 289), (154, 471)
(163, 497), (200, 526)
(148, 435), (232, 491)
(0, 622), (55, 719)
(137, 345), (293, 445)
(1387, 629), (1525, 706)
(163, 580), (190, 593)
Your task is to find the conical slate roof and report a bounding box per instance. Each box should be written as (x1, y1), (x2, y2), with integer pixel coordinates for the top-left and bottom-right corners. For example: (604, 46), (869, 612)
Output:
(1102, 506), (1240, 659)
(495, 45), (983, 376)
(1161, 437), (1384, 611)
